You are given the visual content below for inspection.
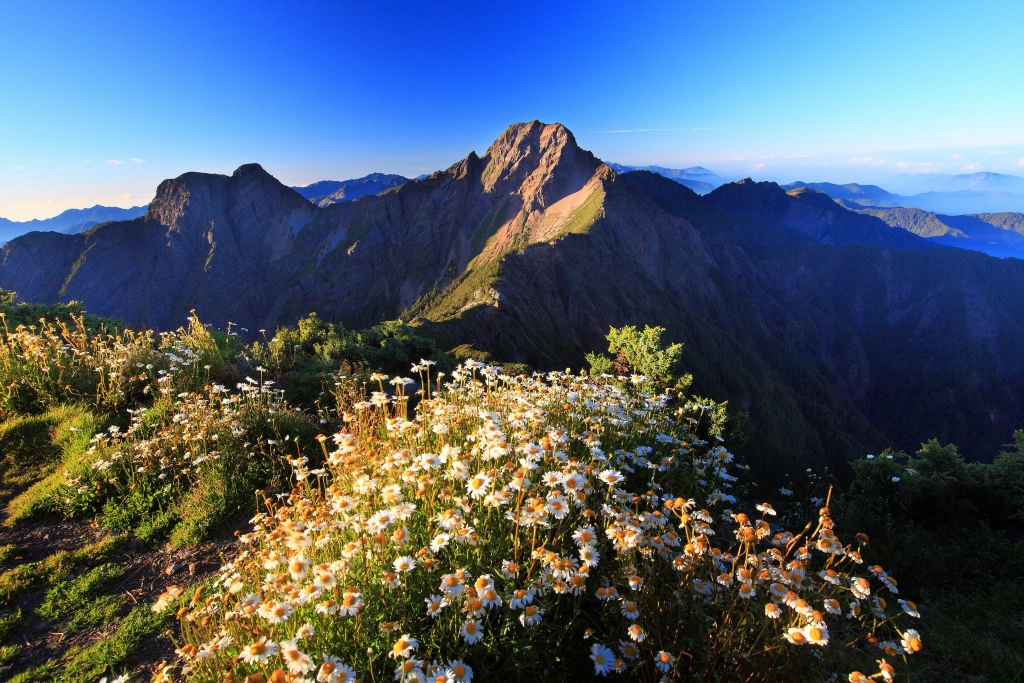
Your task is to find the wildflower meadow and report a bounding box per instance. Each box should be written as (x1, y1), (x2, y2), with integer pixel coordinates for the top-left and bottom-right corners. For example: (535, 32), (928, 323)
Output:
(4, 301), (1021, 682)
(160, 362), (918, 682)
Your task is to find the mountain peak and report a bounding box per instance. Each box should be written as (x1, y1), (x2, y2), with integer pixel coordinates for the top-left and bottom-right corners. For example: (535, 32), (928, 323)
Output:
(232, 162), (269, 178)
(480, 121), (601, 211)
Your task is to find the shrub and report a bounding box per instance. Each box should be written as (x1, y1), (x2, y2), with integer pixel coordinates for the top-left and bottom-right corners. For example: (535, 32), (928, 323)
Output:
(54, 375), (317, 545)
(840, 437), (1024, 679)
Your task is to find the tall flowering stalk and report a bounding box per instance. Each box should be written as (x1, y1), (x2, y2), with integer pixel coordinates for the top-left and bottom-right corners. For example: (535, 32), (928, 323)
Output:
(165, 363), (920, 682)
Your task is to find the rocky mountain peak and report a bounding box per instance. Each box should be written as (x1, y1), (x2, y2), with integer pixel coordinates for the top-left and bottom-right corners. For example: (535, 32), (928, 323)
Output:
(146, 163), (311, 231)
(232, 162), (269, 178)
(481, 121), (604, 211)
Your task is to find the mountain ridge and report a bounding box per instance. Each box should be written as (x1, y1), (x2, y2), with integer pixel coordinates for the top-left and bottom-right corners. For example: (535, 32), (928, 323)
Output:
(2, 121), (1023, 473)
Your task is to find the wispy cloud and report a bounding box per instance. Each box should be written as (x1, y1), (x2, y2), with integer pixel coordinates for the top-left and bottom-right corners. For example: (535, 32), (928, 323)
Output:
(961, 163), (980, 172)
(951, 153), (963, 159)
(990, 150), (1007, 155)
(754, 162), (764, 171)
(131, 157), (146, 164)
(896, 160), (938, 172)
(83, 160), (92, 164)
(589, 127), (718, 134)
(106, 159), (123, 166)
(848, 156), (887, 166)
(11, 165), (24, 171)
(1019, 158), (1024, 167)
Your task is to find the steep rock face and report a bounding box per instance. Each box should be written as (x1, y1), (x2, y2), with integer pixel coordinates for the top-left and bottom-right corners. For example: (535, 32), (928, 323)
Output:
(260, 121), (618, 331)
(0, 164), (314, 330)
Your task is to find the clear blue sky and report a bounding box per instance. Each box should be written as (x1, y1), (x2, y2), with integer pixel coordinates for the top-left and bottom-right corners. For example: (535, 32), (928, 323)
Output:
(2, 0), (1023, 220)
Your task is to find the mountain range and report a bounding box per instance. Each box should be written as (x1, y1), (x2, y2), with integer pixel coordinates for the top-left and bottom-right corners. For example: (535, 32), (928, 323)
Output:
(293, 173), (409, 206)
(2, 121), (1023, 476)
(785, 179), (1024, 216)
(0, 205), (148, 244)
(886, 171), (1024, 196)
(785, 182), (1024, 258)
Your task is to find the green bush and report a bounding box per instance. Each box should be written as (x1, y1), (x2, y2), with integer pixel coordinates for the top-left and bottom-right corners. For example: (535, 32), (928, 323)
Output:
(840, 435), (1024, 680)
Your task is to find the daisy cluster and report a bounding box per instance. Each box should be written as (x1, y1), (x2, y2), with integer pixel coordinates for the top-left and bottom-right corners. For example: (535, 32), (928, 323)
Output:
(163, 362), (920, 682)
(0, 314), (158, 413)
(0, 314), (299, 527)
(60, 375), (287, 516)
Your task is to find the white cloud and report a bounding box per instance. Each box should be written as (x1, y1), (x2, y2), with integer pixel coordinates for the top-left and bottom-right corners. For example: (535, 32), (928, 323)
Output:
(961, 163), (980, 172)
(754, 162), (765, 171)
(896, 161), (907, 168)
(83, 160), (92, 164)
(11, 165), (24, 171)
(990, 150), (1007, 155)
(951, 153), (963, 159)
(130, 158), (146, 164)
(848, 156), (887, 166)
(106, 159), (123, 166)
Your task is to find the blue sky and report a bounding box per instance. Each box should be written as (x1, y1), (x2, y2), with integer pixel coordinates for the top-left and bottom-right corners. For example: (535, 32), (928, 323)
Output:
(1, 0), (1023, 220)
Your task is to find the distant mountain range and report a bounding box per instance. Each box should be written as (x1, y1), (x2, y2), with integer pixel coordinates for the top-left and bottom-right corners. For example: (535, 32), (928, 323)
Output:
(839, 205), (1024, 259)
(0, 205), (148, 243)
(607, 163), (724, 194)
(886, 171), (1024, 196)
(3, 121), (1024, 476)
(784, 182), (1024, 258)
(786, 178), (1024, 216)
(292, 173), (408, 207)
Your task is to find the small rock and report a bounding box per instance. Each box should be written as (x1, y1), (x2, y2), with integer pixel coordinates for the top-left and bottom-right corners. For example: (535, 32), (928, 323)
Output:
(164, 563), (179, 576)
(188, 562), (196, 575)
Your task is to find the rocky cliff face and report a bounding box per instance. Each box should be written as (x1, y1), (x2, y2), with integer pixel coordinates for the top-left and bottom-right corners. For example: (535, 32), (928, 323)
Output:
(0, 164), (314, 330)
(3, 121), (1024, 470)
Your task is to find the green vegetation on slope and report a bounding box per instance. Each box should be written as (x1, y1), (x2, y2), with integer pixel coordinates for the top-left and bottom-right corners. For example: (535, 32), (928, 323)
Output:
(853, 206), (967, 238)
(840, 433), (1024, 680)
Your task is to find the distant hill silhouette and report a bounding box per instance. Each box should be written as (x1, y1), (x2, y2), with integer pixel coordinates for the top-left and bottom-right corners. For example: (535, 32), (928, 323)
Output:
(293, 173), (408, 206)
(0, 205), (148, 243)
